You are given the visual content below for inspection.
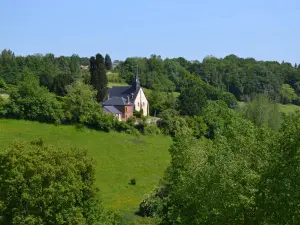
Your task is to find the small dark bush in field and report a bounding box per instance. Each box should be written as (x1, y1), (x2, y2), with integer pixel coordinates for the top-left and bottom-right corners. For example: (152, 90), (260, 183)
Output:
(130, 178), (136, 185)
(30, 138), (44, 146)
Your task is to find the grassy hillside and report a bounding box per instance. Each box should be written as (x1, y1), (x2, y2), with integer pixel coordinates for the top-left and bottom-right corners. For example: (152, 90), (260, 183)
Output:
(0, 119), (172, 220)
(277, 103), (300, 114)
(238, 101), (300, 114)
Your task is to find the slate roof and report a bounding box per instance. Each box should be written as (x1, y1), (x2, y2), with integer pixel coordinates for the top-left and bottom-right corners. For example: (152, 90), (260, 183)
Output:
(102, 96), (133, 106)
(108, 86), (139, 101)
(107, 69), (141, 101)
(102, 106), (122, 114)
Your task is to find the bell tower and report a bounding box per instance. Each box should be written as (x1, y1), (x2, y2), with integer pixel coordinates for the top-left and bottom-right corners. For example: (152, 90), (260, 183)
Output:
(133, 65), (140, 91)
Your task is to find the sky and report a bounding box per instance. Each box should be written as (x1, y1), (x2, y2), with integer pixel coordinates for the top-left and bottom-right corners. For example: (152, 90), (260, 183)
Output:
(0, 0), (299, 63)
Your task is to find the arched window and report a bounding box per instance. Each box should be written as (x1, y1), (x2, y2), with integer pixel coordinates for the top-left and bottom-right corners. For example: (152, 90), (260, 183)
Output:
(143, 102), (145, 106)
(138, 102), (140, 106)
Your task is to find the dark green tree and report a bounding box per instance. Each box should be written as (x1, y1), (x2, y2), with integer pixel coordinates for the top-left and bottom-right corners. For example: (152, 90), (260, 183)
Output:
(0, 140), (120, 225)
(105, 54), (112, 71)
(178, 85), (207, 116)
(90, 54), (107, 102)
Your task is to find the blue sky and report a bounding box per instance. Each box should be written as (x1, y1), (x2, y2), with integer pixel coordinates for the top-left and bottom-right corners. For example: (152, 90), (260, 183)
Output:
(1, 0), (299, 63)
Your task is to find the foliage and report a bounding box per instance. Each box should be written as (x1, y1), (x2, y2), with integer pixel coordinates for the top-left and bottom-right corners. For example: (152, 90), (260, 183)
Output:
(130, 178), (136, 185)
(280, 83), (297, 104)
(90, 54), (108, 102)
(64, 82), (114, 132)
(5, 73), (63, 124)
(185, 115), (207, 138)
(0, 140), (119, 225)
(64, 82), (99, 123)
(0, 95), (7, 117)
(52, 72), (74, 96)
(107, 72), (121, 83)
(243, 94), (282, 130)
(142, 108), (276, 224)
(256, 112), (300, 224)
(202, 100), (236, 139)
(1, 49), (300, 105)
(178, 85), (207, 116)
(0, 78), (8, 89)
(157, 109), (189, 137)
(105, 54), (112, 71)
(144, 124), (161, 136)
(140, 102), (300, 224)
(133, 110), (143, 118)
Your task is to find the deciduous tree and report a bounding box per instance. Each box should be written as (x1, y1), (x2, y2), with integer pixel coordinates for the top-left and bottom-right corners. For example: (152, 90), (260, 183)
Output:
(0, 140), (114, 225)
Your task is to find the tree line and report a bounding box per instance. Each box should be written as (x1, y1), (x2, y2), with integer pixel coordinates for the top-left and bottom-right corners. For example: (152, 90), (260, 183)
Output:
(119, 54), (300, 105)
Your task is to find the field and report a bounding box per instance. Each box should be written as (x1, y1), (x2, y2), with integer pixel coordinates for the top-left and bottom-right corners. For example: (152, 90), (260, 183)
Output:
(238, 101), (300, 114)
(277, 103), (300, 114)
(0, 119), (172, 221)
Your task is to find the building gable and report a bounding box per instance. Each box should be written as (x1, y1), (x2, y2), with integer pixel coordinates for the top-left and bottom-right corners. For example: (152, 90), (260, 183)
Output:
(133, 87), (149, 116)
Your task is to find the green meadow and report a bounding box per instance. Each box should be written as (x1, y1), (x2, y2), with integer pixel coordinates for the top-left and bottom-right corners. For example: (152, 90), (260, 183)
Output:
(0, 119), (172, 221)
(238, 101), (300, 114)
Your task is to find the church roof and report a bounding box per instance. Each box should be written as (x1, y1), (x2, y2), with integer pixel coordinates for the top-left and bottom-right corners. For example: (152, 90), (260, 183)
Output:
(102, 96), (133, 106)
(102, 106), (122, 114)
(108, 85), (140, 101)
(106, 66), (141, 102)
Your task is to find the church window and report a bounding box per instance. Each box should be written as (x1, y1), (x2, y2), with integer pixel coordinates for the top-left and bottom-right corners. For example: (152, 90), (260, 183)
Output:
(143, 102), (145, 106)
(138, 102), (140, 106)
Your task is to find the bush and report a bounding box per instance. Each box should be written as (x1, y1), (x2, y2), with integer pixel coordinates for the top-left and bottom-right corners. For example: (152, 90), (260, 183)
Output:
(130, 178), (136, 185)
(185, 116), (207, 138)
(133, 110), (143, 118)
(144, 124), (161, 136)
(0, 141), (118, 224)
(126, 116), (137, 127)
(0, 78), (8, 90)
(114, 120), (132, 132)
(157, 110), (188, 137)
(0, 95), (7, 117)
(83, 111), (114, 132)
(125, 127), (140, 136)
(6, 79), (64, 124)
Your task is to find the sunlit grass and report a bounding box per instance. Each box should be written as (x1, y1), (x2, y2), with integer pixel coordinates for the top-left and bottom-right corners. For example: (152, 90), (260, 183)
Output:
(0, 119), (172, 220)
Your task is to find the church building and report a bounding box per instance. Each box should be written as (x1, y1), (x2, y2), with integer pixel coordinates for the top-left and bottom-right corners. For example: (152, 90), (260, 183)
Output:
(101, 70), (149, 121)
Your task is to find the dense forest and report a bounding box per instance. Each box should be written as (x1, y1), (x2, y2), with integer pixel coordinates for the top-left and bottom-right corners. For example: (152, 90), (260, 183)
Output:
(0, 49), (300, 224)
(119, 55), (300, 104)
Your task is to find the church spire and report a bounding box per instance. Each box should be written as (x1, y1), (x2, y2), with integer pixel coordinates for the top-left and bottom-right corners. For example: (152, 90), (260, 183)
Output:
(134, 64), (140, 91)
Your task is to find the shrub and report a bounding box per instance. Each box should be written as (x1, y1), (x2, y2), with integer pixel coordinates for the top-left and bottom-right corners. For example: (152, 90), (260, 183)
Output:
(0, 141), (118, 224)
(157, 110), (188, 137)
(0, 78), (8, 90)
(144, 124), (161, 136)
(0, 95), (7, 117)
(114, 120), (131, 132)
(133, 110), (143, 118)
(185, 116), (208, 138)
(126, 116), (137, 127)
(125, 127), (140, 136)
(6, 79), (64, 124)
(130, 178), (136, 185)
